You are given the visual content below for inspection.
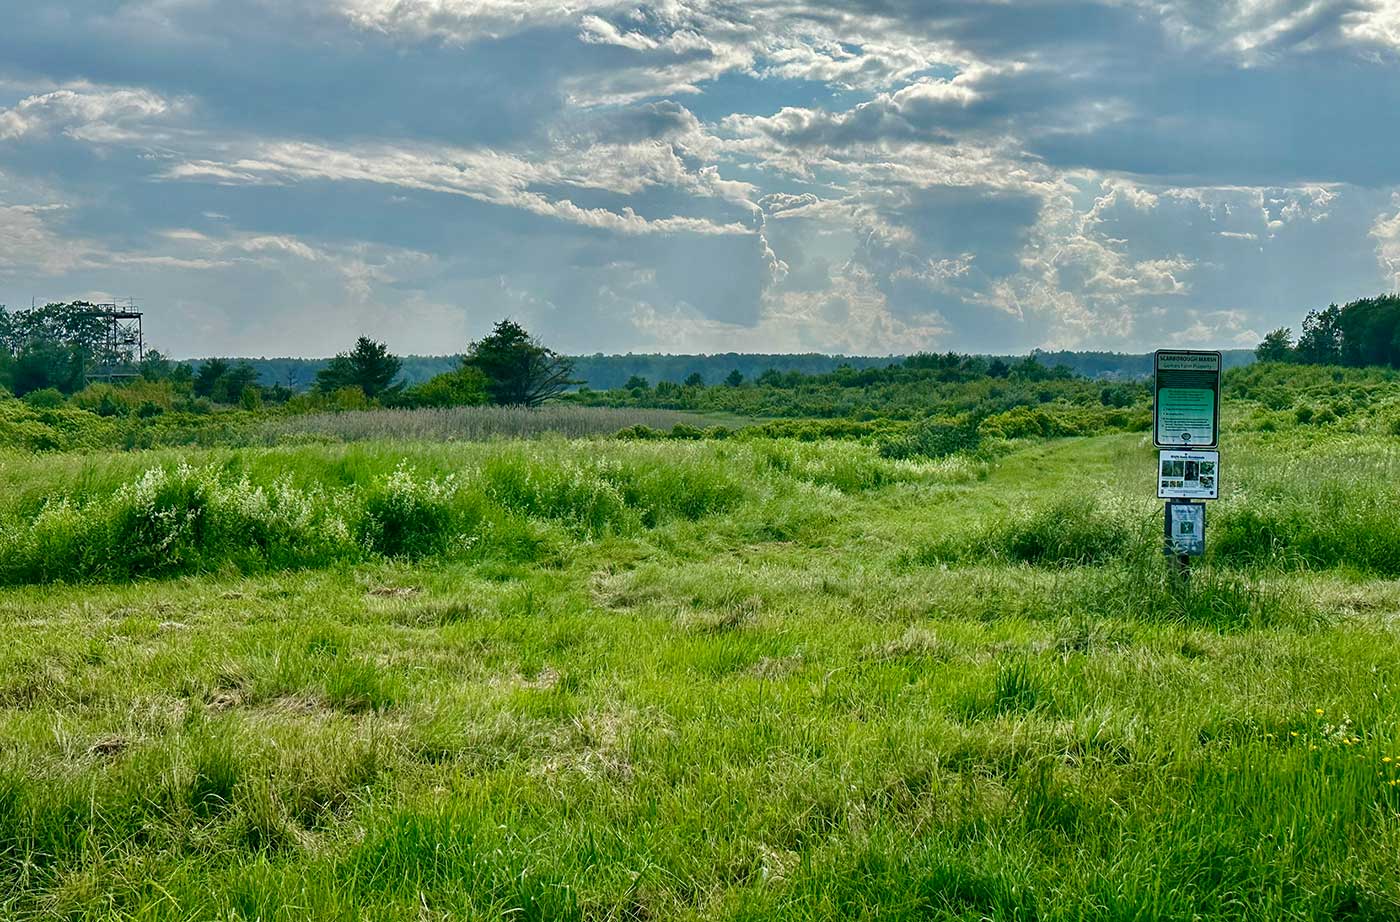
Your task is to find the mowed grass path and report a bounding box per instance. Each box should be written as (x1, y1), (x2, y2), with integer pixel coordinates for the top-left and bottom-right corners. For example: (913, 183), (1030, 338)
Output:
(3, 433), (1400, 919)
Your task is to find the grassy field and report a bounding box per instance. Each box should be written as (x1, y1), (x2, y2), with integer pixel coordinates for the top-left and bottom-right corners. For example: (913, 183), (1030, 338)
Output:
(2, 427), (1400, 919)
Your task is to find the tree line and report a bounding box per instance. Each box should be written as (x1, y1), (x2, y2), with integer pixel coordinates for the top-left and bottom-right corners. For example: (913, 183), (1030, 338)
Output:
(0, 306), (576, 411)
(1256, 294), (1400, 368)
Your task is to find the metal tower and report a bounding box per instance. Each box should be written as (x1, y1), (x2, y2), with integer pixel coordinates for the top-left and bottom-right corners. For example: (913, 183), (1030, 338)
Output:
(87, 299), (144, 382)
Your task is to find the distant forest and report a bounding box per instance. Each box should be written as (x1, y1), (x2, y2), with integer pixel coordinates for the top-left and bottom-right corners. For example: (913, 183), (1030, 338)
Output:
(209, 349), (1258, 392)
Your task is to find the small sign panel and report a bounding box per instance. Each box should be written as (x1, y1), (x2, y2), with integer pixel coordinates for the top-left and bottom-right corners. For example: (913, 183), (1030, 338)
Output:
(1154, 350), (1221, 449)
(1166, 501), (1205, 557)
(1158, 450), (1219, 500)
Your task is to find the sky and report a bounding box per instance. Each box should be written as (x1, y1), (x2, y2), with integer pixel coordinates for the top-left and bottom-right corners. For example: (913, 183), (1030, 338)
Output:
(1, 1), (1399, 358)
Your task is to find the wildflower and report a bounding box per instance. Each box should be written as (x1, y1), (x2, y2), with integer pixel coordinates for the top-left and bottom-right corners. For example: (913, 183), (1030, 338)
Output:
(1315, 708), (1324, 716)
(1290, 731), (1299, 738)
(1385, 757), (1393, 763)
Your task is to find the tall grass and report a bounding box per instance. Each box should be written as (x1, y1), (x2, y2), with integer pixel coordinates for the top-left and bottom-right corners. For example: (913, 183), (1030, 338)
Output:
(908, 496), (1150, 568)
(0, 438), (935, 586)
(1210, 436), (1400, 575)
(259, 405), (708, 444)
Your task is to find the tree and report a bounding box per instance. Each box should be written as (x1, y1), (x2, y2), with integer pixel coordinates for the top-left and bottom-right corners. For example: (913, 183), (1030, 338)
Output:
(194, 358), (230, 398)
(401, 365), (490, 408)
(0, 302), (109, 393)
(140, 350), (174, 380)
(1296, 305), (1343, 365)
(625, 375), (649, 391)
(465, 320), (577, 407)
(756, 368), (783, 387)
(10, 341), (87, 395)
(218, 362), (260, 404)
(683, 372), (705, 388)
(724, 369), (745, 388)
(1255, 328), (1295, 363)
(316, 337), (404, 400)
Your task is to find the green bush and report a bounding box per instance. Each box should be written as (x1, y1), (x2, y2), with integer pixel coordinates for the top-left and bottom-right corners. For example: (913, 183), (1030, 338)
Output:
(23, 388), (64, 409)
(0, 464), (357, 583)
(357, 464), (473, 558)
(879, 417), (981, 460)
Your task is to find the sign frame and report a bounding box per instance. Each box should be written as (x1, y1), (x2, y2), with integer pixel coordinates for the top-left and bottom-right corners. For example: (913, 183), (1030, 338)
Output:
(1164, 500), (1206, 557)
(1153, 349), (1222, 449)
(1157, 449), (1219, 500)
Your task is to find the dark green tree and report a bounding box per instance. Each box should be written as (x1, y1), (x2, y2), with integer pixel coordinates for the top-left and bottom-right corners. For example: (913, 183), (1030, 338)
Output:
(316, 336), (404, 400)
(1335, 294), (1400, 368)
(683, 372), (705, 388)
(465, 320), (577, 407)
(10, 341), (87, 395)
(401, 364), (490, 408)
(724, 369), (745, 388)
(1255, 328), (1295, 363)
(625, 375), (649, 391)
(193, 358), (230, 398)
(218, 362), (260, 404)
(0, 302), (112, 393)
(139, 350), (174, 380)
(1296, 305), (1344, 365)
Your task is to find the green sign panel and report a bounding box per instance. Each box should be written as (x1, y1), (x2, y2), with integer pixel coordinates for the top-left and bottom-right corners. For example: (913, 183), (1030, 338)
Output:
(1154, 350), (1221, 448)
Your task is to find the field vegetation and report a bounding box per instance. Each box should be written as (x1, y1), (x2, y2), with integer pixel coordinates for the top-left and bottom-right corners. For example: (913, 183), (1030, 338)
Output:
(5, 302), (1400, 917)
(3, 390), (1400, 917)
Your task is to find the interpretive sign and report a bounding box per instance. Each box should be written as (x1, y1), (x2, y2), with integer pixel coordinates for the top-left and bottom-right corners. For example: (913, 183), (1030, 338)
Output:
(1165, 501), (1205, 557)
(1154, 350), (1221, 449)
(1157, 449), (1219, 500)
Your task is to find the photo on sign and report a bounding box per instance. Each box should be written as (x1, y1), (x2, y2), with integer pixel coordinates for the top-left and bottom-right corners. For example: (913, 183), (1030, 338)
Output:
(1158, 449), (1220, 500)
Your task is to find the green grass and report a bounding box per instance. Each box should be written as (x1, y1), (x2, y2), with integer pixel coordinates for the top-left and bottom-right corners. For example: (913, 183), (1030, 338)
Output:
(1, 428), (1399, 919)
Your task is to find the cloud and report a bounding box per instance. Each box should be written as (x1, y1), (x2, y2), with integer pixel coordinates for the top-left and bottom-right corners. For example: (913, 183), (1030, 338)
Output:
(0, 84), (179, 142)
(1372, 194), (1400, 288)
(165, 139), (756, 236)
(0, 0), (1396, 356)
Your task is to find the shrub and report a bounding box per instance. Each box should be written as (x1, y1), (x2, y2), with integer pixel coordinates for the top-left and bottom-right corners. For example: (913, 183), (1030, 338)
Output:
(23, 388), (64, 409)
(0, 464), (357, 583)
(879, 417), (981, 460)
(615, 425), (663, 440)
(357, 464), (470, 558)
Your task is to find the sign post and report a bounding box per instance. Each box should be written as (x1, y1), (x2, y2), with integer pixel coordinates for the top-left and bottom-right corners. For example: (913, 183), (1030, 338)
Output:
(1154, 350), (1222, 584)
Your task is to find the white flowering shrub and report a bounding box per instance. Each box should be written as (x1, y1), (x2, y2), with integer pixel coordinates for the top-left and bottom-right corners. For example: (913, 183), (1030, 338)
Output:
(356, 463), (470, 558)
